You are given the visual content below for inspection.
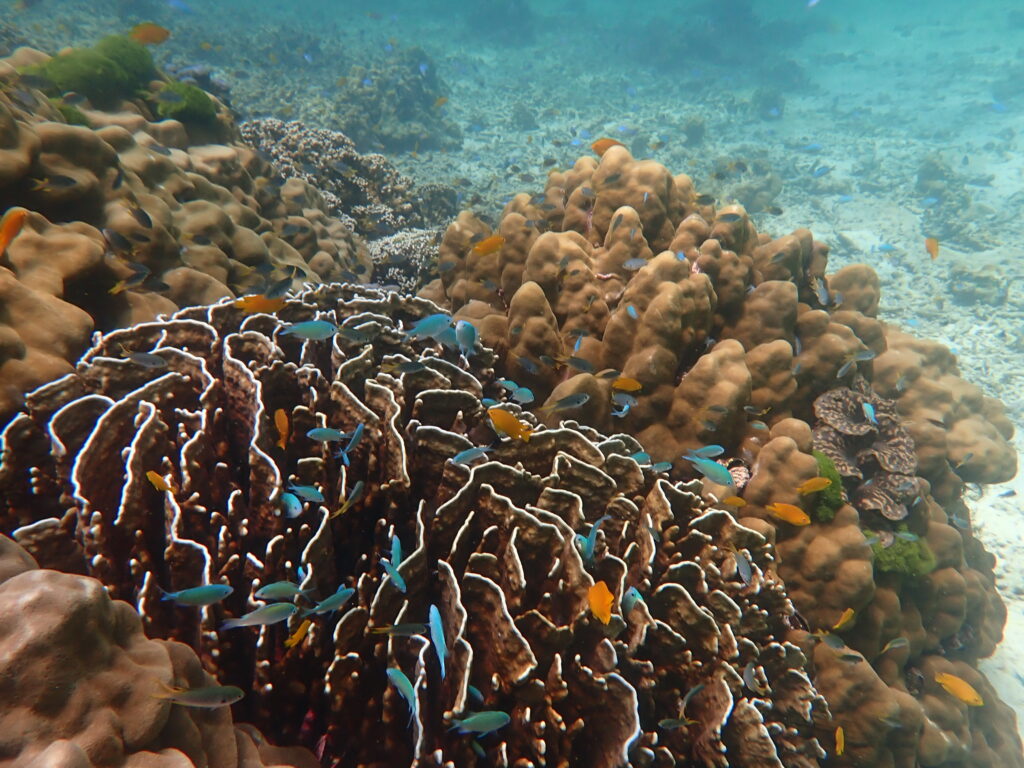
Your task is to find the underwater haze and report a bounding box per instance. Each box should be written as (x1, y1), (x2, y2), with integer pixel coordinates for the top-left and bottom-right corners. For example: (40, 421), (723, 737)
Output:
(1, 0), (1023, 765)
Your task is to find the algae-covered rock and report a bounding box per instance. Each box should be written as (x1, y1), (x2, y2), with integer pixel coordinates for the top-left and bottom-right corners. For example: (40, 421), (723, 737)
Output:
(154, 80), (217, 124)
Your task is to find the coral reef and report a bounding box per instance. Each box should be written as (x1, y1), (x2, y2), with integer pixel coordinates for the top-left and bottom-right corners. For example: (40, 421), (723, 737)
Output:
(1, 285), (827, 766)
(0, 50), (371, 424)
(0, 534), (315, 767)
(416, 143), (1021, 767)
(240, 117), (457, 241)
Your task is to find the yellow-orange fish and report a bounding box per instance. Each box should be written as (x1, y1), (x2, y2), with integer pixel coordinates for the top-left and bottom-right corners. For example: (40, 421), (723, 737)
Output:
(934, 672), (984, 707)
(0, 207), (28, 255)
(433, 96), (448, 109)
(234, 294), (287, 314)
(284, 618), (312, 649)
(129, 22), (170, 44)
(611, 376), (643, 392)
(274, 408), (289, 450)
(925, 237), (939, 260)
(588, 580), (614, 624)
(835, 726), (844, 756)
(488, 407), (533, 442)
(591, 138), (625, 157)
(146, 470), (172, 492)
(766, 502), (810, 526)
(472, 234), (505, 255)
(797, 476), (832, 495)
(832, 608), (855, 631)
(721, 495), (747, 507)
(199, 41), (213, 51)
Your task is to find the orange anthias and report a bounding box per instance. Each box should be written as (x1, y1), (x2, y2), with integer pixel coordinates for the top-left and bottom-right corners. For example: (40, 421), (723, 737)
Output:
(588, 580), (614, 624)
(0, 207), (29, 255)
(274, 408), (289, 450)
(146, 470), (173, 492)
(471, 234), (505, 255)
(234, 294), (287, 314)
(796, 476), (832, 494)
(130, 22), (171, 44)
(591, 138), (625, 156)
(487, 407), (533, 442)
(766, 502), (811, 526)
(924, 237), (940, 260)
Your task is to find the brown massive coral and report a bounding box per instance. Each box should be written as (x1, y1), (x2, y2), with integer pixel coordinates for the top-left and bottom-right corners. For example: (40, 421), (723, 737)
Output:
(0, 534), (315, 768)
(416, 144), (1021, 767)
(0, 284), (830, 766)
(0, 51), (371, 424)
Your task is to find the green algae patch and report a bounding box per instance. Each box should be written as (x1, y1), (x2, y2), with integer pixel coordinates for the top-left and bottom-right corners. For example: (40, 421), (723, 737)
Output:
(870, 533), (936, 578)
(28, 35), (154, 109)
(811, 450), (844, 523)
(153, 80), (217, 125)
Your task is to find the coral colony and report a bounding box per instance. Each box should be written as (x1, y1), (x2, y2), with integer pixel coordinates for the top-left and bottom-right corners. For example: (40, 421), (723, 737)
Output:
(0, 32), (1020, 768)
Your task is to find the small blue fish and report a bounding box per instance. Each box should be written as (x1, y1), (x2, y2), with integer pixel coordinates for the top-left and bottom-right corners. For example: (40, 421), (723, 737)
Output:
(221, 602), (297, 629)
(651, 461), (672, 473)
(894, 531), (919, 542)
(467, 684), (485, 704)
(565, 356), (594, 373)
(580, 515), (611, 563)
(862, 402), (877, 425)
(450, 711), (510, 735)
(541, 393), (591, 412)
(406, 313), (452, 340)
(854, 350), (876, 362)
(387, 667), (418, 726)
(626, 304), (639, 319)
(288, 484), (324, 503)
(684, 455), (734, 486)
(455, 320), (477, 357)
(622, 586), (644, 614)
(735, 550), (752, 584)
(255, 581), (306, 600)
(623, 258), (647, 271)
(629, 451), (651, 464)
(453, 446), (492, 465)
(801, 142), (822, 151)
(836, 359), (856, 378)
(612, 392), (637, 408)
(380, 558), (407, 593)
(281, 320), (338, 340)
(429, 604), (447, 679)
(307, 427), (347, 442)
(516, 356), (539, 374)
(687, 445), (724, 459)
(346, 423), (365, 452)
(498, 379), (519, 392)
(811, 165), (833, 178)
(872, 243), (897, 254)
(837, 194), (854, 203)
(160, 583), (233, 607)
(306, 587), (355, 615)
(391, 534), (402, 569)
(612, 404), (630, 418)
(921, 196), (939, 207)
(280, 492), (303, 518)
(511, 386), (534, 405)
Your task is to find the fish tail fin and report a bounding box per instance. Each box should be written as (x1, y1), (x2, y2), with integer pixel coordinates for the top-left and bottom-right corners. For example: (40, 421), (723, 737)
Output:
(151, 680), (181, 699)
(220, 618), (243, 630)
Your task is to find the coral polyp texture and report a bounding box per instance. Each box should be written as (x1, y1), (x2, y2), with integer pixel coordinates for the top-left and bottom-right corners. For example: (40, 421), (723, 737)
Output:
(416, 143), (1021, 767)
(2, 285), (824, 766)
(0, 47), (372, 424)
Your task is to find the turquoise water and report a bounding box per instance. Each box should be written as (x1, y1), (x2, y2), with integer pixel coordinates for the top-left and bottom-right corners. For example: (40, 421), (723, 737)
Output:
(4, 0), (1024, 761)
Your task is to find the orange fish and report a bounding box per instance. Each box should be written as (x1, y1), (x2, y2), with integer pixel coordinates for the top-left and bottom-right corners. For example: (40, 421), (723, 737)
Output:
(796, 476), (832, 495)
(199, 41), (213, 51)
(487, 407), (533, 442)
(433, 96), (448, 109)
(0, 207), (28, 255)
(591, 138), (625, 156)
(721, 495), (747, 507)
(832, 608), (855, 631)
(129, 22), (171, 44)
(766, 502), (810, 526)
(472, 234), (505, 255)
(611, 376), (643, 392)
(284, 618), (312, 649)
(146, 470), (173, 492)
(234, 294), (287, 314)
(835, 726), (844, 756)
(934, 672), (984, 706)
(274, 408), (289, 450)
(925, 237), (939, 260)
(588, 580), (614, 624)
